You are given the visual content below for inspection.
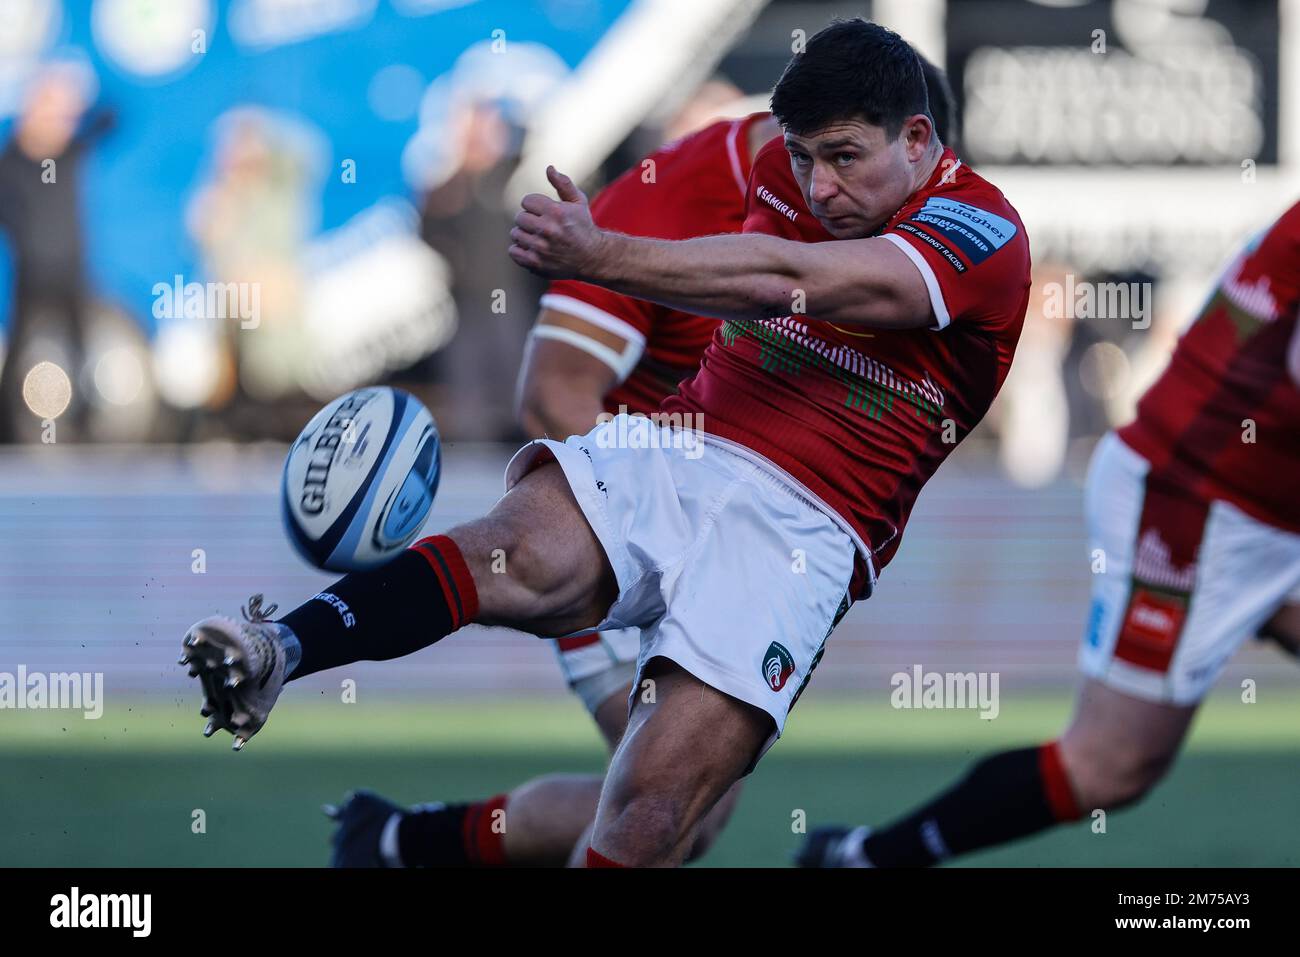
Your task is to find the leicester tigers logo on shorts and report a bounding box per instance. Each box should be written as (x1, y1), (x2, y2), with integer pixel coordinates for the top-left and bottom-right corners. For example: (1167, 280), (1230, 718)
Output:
(762, 642), (796, 691)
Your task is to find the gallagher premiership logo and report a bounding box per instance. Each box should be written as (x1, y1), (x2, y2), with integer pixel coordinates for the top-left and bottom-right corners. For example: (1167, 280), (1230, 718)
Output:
(762, 642), (796, 691)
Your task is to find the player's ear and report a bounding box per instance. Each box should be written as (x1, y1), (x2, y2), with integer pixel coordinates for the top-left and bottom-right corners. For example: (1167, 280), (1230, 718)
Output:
(902, 115), (933, 158)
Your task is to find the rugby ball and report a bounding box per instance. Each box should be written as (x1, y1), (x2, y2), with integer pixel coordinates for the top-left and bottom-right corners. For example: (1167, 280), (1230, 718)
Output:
(282, 386), (441, 572)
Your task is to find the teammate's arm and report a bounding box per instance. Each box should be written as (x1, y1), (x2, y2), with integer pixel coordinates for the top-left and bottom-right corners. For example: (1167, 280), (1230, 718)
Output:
(515, 308), (640, 439)
(509, 167), (932, 331)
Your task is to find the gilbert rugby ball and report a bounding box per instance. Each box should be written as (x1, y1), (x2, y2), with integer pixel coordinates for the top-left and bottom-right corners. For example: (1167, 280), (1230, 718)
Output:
(282, 386), (441, 571)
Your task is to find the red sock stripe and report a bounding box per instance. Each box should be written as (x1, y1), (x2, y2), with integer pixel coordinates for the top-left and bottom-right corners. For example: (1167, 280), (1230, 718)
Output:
(1038, 740), (1083, 822)
(586, 846), (625, 868)
(556, 633), (602, 652)
(461, 794), (509, 867)
(411, 535), (479, 630)
(412, 541), (457, 627)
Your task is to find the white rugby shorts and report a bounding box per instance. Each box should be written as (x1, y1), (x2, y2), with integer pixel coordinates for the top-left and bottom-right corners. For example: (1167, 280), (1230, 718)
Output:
(505, 414), (857, 763)
(1079, 432), (1300, 703)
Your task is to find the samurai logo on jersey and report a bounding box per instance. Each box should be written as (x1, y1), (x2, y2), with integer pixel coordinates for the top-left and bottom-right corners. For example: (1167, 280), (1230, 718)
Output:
(762, 642), (796, 691)
(904, 198), (1018, 269)
(755, 184), (799, 222)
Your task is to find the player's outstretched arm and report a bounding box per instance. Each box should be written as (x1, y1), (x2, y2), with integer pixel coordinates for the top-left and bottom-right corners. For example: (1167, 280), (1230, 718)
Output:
(508, 166), (932, 331)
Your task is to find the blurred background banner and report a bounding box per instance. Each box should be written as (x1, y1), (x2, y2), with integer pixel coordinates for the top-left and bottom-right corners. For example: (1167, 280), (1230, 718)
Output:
(0, 0), (646, 440)
(0, 0), (630, 325)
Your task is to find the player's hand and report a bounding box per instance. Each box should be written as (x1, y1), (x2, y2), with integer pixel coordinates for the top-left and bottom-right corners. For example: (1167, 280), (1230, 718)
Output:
(509, 166), (606, 280)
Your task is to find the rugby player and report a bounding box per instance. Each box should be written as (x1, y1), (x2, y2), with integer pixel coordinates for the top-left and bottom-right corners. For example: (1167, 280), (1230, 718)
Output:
(178, 18), (1031, 867)
(798, 201), (1300, 868)
(324, 55), (959, 870)
(327, 109), (781, 867)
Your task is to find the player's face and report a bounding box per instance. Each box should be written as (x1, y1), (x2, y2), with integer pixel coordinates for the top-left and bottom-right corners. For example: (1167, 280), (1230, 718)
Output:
(784, 117), (922, 239)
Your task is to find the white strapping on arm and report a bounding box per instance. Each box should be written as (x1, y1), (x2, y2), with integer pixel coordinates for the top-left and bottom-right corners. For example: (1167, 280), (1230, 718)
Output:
(531, 323), (645, 384)
(539, 294), (648, 346)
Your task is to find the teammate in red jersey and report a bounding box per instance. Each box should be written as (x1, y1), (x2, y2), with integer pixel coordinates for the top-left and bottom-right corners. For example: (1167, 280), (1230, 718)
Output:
(797, 201), (1300, 868)
(181, 19), (1028, 867)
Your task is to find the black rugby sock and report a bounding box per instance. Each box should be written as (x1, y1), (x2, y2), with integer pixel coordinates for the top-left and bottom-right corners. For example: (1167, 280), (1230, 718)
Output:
(860, 742), (1083, 866)
(398, 794), (509, 867)
(277, 535), (478, 680)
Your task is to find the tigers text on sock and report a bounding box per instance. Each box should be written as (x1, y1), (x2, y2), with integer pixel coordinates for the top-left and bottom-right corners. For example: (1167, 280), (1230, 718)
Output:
(50, 887), (151, 937)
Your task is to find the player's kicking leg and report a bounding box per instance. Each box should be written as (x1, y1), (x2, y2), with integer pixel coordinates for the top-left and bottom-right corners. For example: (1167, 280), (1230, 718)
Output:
(183, 416), (853, 867)
(797, 434), (1300, 867)
(180, 458), (618, 749)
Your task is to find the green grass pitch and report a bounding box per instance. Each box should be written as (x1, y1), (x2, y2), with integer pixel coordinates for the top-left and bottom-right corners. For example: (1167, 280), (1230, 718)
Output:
(2, 690), (1296, 866)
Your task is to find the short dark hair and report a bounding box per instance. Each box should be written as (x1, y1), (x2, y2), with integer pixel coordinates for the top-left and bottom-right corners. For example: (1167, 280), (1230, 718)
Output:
(916, 50), (958, 151)
(770, 18), (930, 139)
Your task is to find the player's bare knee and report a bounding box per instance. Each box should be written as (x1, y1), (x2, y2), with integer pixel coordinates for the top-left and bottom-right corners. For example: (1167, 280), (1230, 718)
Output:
(1061, 733), (1173, 810)
(1111, 746), (1177, 808)
(501, 529), (577, 603)
(1095, 765), (1168, 811)
(443, 518), (531, 617)
(467, 472), (615, 631)
(599, 788), (690, 865)
(448, 514), (611, 634)
(597, 746), (708, 863)
(1061, 681), (1194, 811)
(510, 773), (602, 832)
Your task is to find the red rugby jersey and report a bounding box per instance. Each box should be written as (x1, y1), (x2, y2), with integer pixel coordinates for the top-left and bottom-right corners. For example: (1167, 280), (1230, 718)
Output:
(1118, 201), (1300, 533)
(540, 114), (768, 415)
(664, 141), (1032, 593)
